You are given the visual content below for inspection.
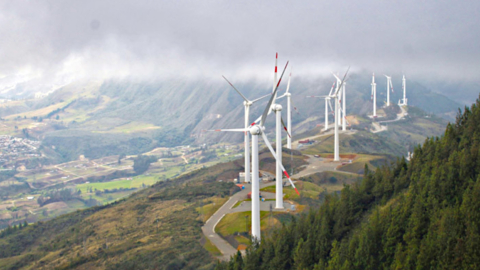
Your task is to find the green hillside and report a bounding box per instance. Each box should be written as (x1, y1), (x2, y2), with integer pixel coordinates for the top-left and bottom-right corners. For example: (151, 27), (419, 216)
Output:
(0, 146), (308, 269)
(0, 160), (244, 269)
(217, 97), (480, 269)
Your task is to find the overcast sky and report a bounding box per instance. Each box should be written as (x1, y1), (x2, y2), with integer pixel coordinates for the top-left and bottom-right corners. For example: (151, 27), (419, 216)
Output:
(0, 0), (479, 83)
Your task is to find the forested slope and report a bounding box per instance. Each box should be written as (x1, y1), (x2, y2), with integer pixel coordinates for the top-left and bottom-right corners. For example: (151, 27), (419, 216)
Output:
(219, 97), (480, 269)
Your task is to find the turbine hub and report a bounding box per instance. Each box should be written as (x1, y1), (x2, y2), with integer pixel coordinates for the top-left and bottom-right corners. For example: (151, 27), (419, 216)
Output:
(244, 100), (252, 106)
(249, 125), (262, 135)
(286, 93), (291, 97)
(272, 104), (282, 111)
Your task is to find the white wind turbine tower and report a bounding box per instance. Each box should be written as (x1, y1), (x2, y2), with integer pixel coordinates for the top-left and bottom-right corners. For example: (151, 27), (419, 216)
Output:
(265, 53), (292, 209)
(332, 68), (350, 161)
(251, 53), (291, 209)
(221, 76), (270, 184)
(209, 62), (298, 242)
(384, 75), (393, 106)
(371, 73), (377, 117)
(333, 73), (348, 131)
(306, 81), (335, 131)
(332, 75), (342, 127)
(277, 68), (300, 148)
(398, 74), (407, 106)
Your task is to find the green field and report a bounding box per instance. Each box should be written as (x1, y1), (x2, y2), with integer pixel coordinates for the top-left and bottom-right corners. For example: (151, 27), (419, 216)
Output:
(300, 131), (404, 157)
(235, 235), (251, 246)
(215, 211), (279, 236)
(93, 121), (161, 134)
(337, 154), (388, 174)
(260, 180), (329, 200)
(203, 237), (222, 256)
(196, 197), (229, 222)
(82, 190), (133, 204)
(76, 175), (160, 193)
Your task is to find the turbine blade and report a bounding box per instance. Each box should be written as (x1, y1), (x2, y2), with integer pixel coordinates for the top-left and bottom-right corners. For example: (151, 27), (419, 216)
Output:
(272, 52), (278, 93)
(205, 128), (247, 132)
(331, 72), (341, 81)
(334, 66), (350, 97)
(281, 117), (291, 138)
(285, 67), (292, 94)
(251, 93), (271, 103)
(250, 115), (261, 126)
(307, 95), (330, 98)
(291, 99), (300, 115)
(222, 75), (249, 103)
(260, 132), (299, 195)
(328, 81), (336, 96)
(260, 61), (289, 127)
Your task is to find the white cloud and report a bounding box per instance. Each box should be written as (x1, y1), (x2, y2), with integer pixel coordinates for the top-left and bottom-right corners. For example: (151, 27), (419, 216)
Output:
(0, 0), (478, 84)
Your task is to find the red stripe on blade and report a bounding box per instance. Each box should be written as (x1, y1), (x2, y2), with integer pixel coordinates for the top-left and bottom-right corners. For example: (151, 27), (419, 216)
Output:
(294, 188), (300, 196)
(276, 79), (282, 88)
(283, 170), (290, 178)
(215, 129), (221, 131)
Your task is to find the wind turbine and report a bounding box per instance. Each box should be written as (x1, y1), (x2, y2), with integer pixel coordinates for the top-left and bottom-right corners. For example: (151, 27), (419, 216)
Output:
(209, 61), (298, 242)
(221, 76), (270, 184)
(332, 68), (350, 161)
(398, 74), (407, 106)
(333, 73), (347, 131)
(384, 75), (393, 106)
(248, 53), (291, 209)
(306, 81), (335, 131)
(371, 73), (377, 117)
(268, 53), (292, 209)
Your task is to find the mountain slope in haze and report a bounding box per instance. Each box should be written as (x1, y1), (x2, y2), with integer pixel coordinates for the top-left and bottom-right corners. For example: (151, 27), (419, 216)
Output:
(218, 97), (480, 269)
(0, 74), (468, 162)
(294, 104), (448, 161)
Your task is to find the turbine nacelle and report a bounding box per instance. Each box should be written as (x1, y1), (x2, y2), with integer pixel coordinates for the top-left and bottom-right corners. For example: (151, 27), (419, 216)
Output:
(272, 104), (283, 112)
(249, 125), (262, 135)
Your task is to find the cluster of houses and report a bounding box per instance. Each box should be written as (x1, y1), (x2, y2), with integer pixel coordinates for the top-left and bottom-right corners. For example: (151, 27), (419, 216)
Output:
(0, 135), (41, 166)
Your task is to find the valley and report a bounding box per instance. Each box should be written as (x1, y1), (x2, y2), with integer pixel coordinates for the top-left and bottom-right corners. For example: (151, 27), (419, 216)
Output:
(0, 142), (243, 231)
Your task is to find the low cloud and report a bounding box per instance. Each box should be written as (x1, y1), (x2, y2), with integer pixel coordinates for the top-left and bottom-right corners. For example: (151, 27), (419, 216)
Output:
(0, 0), (479, 84)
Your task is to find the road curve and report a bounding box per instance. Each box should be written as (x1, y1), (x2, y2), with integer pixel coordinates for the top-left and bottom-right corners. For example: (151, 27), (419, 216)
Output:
(201, 181), (276, 261)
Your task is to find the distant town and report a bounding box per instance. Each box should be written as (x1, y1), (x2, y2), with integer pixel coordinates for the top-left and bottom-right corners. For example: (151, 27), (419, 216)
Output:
(0, 135), (41, 170)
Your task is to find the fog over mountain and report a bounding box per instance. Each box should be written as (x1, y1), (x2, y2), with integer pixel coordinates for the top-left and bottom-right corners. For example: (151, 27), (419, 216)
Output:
(0, 0), (479, 103)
